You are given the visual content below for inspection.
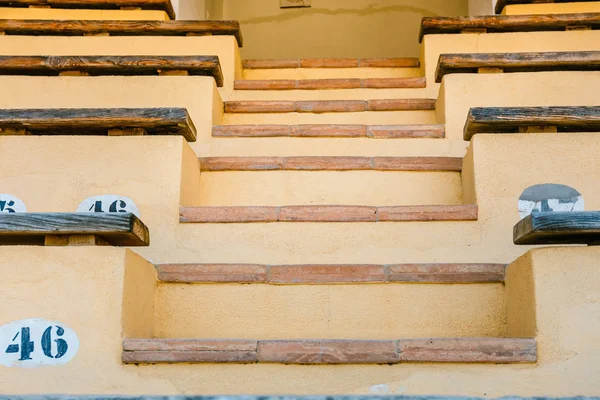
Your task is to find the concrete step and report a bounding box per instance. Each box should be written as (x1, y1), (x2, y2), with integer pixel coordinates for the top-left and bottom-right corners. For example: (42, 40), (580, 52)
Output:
(196, 157), (463, 206)
(122, 338), (536, 364)
(212, 124), (445, 138)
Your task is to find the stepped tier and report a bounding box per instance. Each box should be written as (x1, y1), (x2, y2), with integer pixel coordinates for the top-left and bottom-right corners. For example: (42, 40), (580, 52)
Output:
(0, 107), (197, 140)
(420, 13), (600, 42)
(496, 0), (599, 14)
(0, 212), (149, 246)
(0, 20), (243, 46)
(122, 338), (536, 364)
(463, 106), (600, 140)
(0, 55), (224, 85)
(435, 50), (600, 83)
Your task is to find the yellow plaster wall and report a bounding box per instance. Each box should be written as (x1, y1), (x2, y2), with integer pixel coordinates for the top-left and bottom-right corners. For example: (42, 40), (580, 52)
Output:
(503, 2), (600, 15)
(0, 8), (169, 20)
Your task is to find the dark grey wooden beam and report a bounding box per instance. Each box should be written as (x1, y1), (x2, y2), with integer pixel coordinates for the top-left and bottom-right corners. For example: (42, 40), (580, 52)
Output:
(0, 20), (243, 47)
(420, 13), (600, 42)
(0, 212), (149, 246)
(0, 108), (197, 141)
(0, 55), (224, 87)
(0, 0), (176, 20)
(496, 0), (599, 15)
(435, 51), (600, 83)
(463, 106), (600, 140)
(514, 211), (600, 245)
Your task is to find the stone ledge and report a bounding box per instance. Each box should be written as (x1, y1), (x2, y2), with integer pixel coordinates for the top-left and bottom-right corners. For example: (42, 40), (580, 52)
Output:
(212, 124), (445, 138)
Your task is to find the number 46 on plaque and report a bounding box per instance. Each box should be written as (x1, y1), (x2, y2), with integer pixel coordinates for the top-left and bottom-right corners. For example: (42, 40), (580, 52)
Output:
(76, 195), (140, 218)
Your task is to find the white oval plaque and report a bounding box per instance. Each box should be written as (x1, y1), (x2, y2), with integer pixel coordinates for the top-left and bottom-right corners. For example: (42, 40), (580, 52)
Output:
(0, 318), (79, 367)
(76, 195), (140, 217)
(0, 194), (26, 213)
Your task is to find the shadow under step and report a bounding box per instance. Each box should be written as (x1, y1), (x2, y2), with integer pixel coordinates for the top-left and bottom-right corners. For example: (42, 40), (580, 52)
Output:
(224, 99), (436, 113)
(234, 77), (426, 90)
(213, 124), (445, 138)
(156, 263), (506, 284)
(179, 205), (478, 223)
(122, 338), (536, 364)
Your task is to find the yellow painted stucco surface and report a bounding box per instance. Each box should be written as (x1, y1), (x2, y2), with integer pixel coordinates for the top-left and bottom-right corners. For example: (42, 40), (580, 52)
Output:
(0, 8), (169, 20)
(503, 2), (600, 15)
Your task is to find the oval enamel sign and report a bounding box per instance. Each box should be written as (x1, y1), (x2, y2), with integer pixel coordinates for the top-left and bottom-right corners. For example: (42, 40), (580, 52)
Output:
(0, 194), (26, 213)
(0, 319), (79, 367)
(76, 195), (140, 217)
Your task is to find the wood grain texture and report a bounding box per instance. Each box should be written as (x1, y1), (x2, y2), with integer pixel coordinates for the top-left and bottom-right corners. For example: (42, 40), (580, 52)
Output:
(0, 0), (176, 19)
(420, 13), (600, 42)
(495, 0), (599, 14)
(0, 212), (149, 246)
(0, 20), (243, 46)
(0, 107), (197, 141)
(179, 205), (477, 223)
(198, 157), (462, 171)
(435, 51), (600, 83)
(0, 55), (223, 86)
(241, 58), (419, 69)
(122, 338), (535, 364)
(463, 106), (600, 140)
(514, 211), (600, 245)
(155, 263), (505, 284)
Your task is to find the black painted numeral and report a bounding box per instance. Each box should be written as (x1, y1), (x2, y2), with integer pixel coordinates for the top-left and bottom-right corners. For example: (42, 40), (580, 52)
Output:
(5, 328), (34, 361)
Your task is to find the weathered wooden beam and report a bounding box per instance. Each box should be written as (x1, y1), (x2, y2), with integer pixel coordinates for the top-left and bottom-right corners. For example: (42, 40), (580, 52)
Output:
(463, 106), (600, 140)
(420, 13), (600, 42)
(496, 0), (599, 15)
(0, 108), (197, 141)
(0, 20), (243, 47)
(0, 55), (224, 86)
(0, 0), (176, 20)
(0, 212), (150, 246)
(435, 51), (600, 83)
(514, 211), (600, 245)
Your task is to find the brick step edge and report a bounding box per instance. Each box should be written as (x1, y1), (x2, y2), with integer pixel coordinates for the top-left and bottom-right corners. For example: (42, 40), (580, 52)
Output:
(242, 57), (421, 69)
(156, 263), (506, 284)
(224, 99), (436, 113)
(198, 157), (462, 171)
(234, 77), (427, 90)
(179, 205), (478, 223)
(122, 338), (536, 364)
(213, 124), (445, 138)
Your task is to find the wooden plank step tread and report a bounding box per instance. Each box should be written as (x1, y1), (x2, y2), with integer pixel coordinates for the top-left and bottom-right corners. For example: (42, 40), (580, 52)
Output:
(514, 211), (600, 245)
(234, 77), (427, 90)
(156, 263), (507, 284)
(242, 58), (420, 69)
(198, 157), (462, 171)
(213, 124), (445, 138)
(0, 20), (243, 46)
(435, 51), (600, 83)
(464, 106), (600, 140)
(0, 55), (224, 86)
(122, 338), (536, 364)
(0, 107), (197, 141)
(0, 0), (176, 19)
(0, 212), (149, 246)
(224, 99), (436, 113)
(420, 13), (600, 42)
(179, 205), (478, 223)
(495, 0), (599, 14)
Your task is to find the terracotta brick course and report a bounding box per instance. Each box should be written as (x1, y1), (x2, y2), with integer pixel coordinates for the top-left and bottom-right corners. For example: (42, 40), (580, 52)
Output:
(257, 340), (399, 364)
(361, 77), (426, 89)
(224, 100), (435, 113)
(224, 101), (295, 113)
(367, 124), (445, 138)
(377, 205), (478, 222)
(398, 338), (537, 363)
(122, 350), (258, 363)
(214, 124), (444, 138)
(359, 58), (420, 68)
(279, 205), (378, 222)
(212, 125), (291, 137)
(123, 339), (258, 352)
(281, 156), (373, 170)
(179, 206), (279, 223)
(156, 264), (267, 283)
(199, 157), (285, 171)
(242, 58), (420, 69)
(269, 265), (386, 284)
(299, 58), (360, 68)
(368, 98), (436, 111)
(290, 124), (367, 137)
(295, 100), (367, 113)
(242, 59), (299, 69)
(234, 79), (297, 90)
(233, 77), (425, 90)
(387, 264), (506, 283)
(372, 157), (462, 171)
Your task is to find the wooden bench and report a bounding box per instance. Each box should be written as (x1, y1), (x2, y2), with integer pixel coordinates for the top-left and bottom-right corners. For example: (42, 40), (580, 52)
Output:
(0, 55), (224, 86)
(0, 212), (149, 246)
(0, 107), (197, 140)
(514, 211), (600, 245)
(0, 20), (243, 46)
(463, 106), (600, 140)
(0, 0), (176, 20)
(435, 51), (600, 83)
(420, 13), (600, 42)
(496, 0), (599, 14)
